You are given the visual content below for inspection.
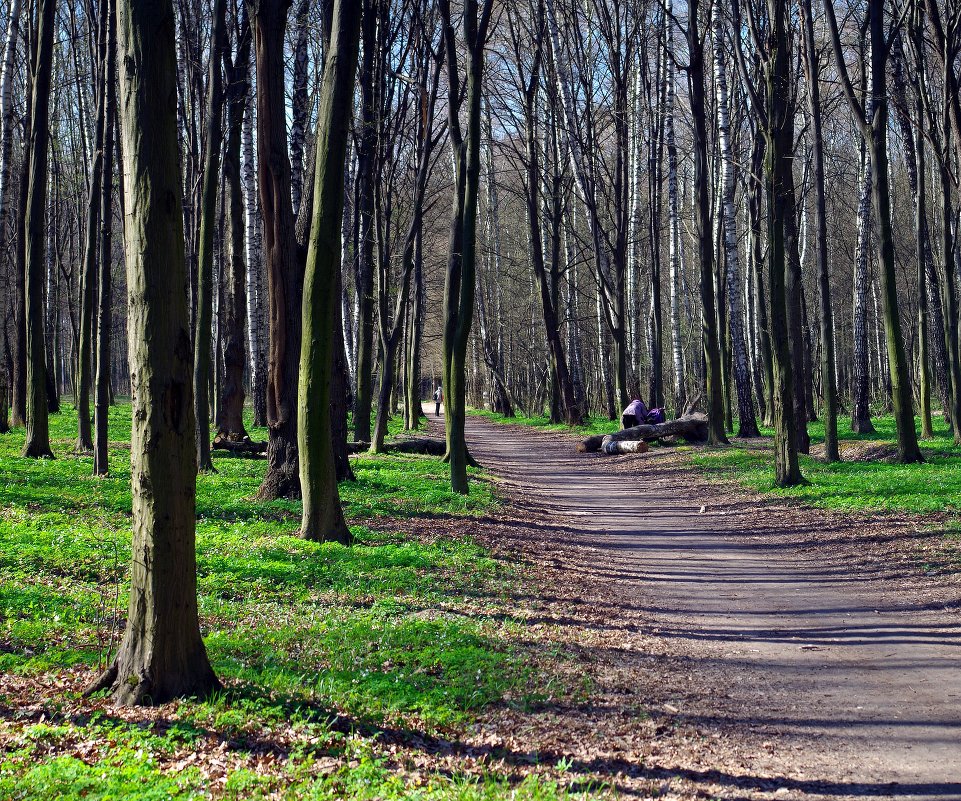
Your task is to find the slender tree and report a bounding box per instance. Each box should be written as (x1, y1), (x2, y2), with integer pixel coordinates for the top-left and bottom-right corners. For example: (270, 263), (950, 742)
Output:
(22, 0), (56, 458)
(93, 0), (117, 477)
(438, 0), (494, 493)
(297, 0), (359, 543)
(824, 0), (922, 464)
(250, 0), (303, 498)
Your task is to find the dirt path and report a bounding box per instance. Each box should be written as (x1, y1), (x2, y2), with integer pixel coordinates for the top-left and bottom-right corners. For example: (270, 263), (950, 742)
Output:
(445, 410), (961, 800)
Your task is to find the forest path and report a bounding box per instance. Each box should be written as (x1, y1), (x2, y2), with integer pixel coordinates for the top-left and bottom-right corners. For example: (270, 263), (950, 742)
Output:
(441, 409), (961, 799)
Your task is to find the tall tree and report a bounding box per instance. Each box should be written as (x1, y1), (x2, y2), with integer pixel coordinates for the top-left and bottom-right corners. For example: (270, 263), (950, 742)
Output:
(93, 0), (118, 477)
(674, 0), (727, 444)
(22, 0), (56, 458)
(800, 0), (839, 461)
(711, 2), (757, 438)
(250, 0), (303, 498)
(88, 0), (219, 704)
(193, 0), (227, 472)
(438, 0), (494, 493)
(216, 2), (252, 444)
(298, 0), (359, 543)
(825, 0), (922, 464)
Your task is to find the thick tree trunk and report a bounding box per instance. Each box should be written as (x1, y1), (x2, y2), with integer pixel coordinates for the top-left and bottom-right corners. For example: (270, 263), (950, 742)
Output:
(88, 0), (219, 705)
(22, 0), (56, 458)
(251, 0), (302, 499)
(297, 0), (359, 544)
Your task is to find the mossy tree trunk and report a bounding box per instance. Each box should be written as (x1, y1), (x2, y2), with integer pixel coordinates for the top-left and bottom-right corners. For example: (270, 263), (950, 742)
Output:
(297, 0), (360, 544)
(87, 0), (219, 705)
(22, 0), (55, 459)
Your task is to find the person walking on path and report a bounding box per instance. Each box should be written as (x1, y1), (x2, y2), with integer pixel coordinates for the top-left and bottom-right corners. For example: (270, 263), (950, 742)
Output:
(433, 385), (443, 416)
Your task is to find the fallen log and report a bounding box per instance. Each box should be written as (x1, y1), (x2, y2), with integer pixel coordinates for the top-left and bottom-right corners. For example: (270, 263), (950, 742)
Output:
(577, 412), (710, 453)
(211, 434), (268, 457)
(347, 437), (446, 456)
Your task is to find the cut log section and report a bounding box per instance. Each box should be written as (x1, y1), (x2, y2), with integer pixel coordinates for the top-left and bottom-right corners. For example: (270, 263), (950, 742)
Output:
(602, 440), (650, 455)
(577, 413), (710, 453)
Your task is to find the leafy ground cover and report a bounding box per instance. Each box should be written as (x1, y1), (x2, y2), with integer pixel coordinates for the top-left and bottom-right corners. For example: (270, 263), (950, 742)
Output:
(691, 414), (961, 516)
(0, 404), (597, 800)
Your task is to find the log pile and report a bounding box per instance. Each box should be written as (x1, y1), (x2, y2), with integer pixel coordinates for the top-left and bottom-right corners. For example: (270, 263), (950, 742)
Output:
(577, 412), (710, 454)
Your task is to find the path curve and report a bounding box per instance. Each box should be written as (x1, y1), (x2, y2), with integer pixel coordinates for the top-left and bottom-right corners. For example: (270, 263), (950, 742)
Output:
(447, 410), (961, 800)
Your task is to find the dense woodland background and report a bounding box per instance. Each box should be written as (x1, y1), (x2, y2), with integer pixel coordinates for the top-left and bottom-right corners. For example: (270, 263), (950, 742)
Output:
(2, 0), (960, 486)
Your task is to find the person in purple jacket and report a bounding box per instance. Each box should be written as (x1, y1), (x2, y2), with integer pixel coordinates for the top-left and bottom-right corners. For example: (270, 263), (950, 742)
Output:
(621, 398), (648, 429)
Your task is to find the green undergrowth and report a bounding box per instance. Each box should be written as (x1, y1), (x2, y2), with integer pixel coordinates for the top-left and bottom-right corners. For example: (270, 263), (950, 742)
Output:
(0, 404), (592, 799)
(692, 413), (961, 516)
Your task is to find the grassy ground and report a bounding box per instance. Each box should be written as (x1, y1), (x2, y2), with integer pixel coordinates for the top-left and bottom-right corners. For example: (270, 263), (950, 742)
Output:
(692, 414), (961, 516)
(0, 404), (593, 800)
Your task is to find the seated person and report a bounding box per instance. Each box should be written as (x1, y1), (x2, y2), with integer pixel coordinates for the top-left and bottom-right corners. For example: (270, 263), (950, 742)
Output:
(621, 398), (648, 429)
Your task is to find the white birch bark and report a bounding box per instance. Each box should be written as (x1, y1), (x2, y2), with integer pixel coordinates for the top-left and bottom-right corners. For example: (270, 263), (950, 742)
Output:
(712, 3), (755, 434)
(664, 1), (685, 408)
(242, 68), (266, 424)
(851, 72), (874, 428)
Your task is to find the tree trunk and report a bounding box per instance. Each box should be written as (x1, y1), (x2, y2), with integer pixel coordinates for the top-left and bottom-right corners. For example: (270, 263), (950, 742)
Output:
(439, 0), (493, 493)
(687, 0), (727, 445)
(351, 0), (378, 443)
(298, 0), (358, 544)
(88, 0), (219, 705)
(712, 4), (757, 438)
(242, 63), (267, 428)
(22, 0), (55, 458)
(93, 0), (117, 477)
(216, 9), (251, 443)
(288, 0), (310, 218)
(800, 0), (838, 461)
(75, 0), (109, 453)
(193, 0), (227, 473)
(2, 0), (24, 428)
(251, 0), (302, 499)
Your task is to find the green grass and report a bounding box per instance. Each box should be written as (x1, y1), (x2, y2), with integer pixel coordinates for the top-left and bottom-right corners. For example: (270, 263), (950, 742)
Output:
(0, 403), (593, 799)
(692, 413), (961, 515)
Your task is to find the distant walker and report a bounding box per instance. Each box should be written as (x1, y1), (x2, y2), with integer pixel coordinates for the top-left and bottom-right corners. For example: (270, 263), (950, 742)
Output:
(433, 385), (443, 416)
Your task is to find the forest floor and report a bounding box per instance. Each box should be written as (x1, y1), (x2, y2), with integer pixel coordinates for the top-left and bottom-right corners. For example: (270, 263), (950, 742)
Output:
(456, 410), (961, 800)
(3, 405), (961, 799)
